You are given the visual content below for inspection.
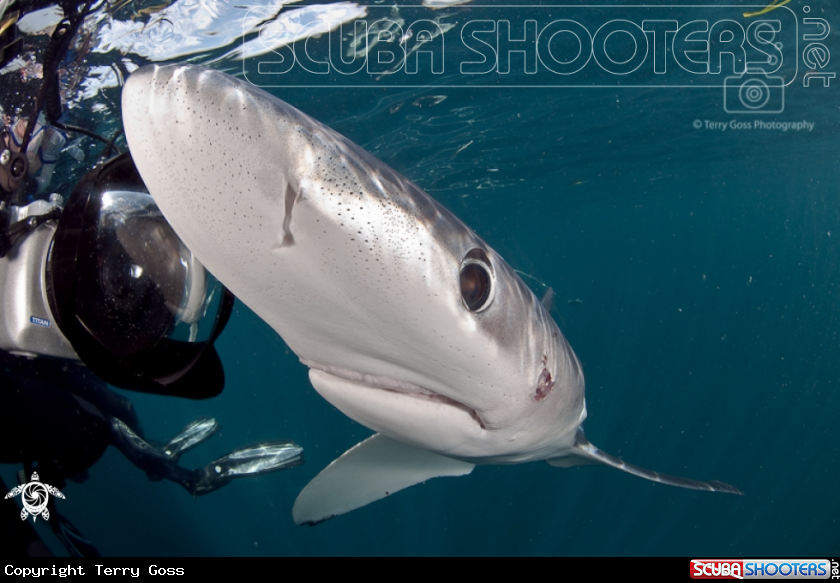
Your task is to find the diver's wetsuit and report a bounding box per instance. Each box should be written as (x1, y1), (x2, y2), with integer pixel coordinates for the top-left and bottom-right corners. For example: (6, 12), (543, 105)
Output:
(0, 350), (304, 556)
(0, 350), (141, 484)
(0, 348), (236, 502)
(0, 350), (132, 557)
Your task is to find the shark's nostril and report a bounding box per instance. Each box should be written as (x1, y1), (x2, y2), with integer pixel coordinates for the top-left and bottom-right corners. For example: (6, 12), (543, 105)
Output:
(534, 368), (554, 402)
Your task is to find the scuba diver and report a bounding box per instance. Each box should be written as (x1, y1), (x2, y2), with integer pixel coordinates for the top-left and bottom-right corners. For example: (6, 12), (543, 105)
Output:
(3, 111), (68, 195)
(0, 0), (303, 558)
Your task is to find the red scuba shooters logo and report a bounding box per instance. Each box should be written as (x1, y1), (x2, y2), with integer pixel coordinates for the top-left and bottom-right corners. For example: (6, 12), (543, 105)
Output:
(691, 559), (834, 579)
(692, 560), (744, 579)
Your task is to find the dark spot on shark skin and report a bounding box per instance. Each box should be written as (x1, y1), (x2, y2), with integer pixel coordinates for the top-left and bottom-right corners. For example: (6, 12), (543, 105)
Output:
(534, 368), (554, 402)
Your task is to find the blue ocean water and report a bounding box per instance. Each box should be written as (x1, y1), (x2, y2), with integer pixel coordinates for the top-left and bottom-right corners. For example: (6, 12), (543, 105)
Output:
(2, 0), (839, 556)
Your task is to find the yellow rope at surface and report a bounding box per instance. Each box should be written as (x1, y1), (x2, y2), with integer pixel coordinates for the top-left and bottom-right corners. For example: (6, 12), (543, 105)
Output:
(743, 0), (792, 18)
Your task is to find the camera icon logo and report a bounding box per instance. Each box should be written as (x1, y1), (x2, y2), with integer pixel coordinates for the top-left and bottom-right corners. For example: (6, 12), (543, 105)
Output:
(724, 70), (785, 113)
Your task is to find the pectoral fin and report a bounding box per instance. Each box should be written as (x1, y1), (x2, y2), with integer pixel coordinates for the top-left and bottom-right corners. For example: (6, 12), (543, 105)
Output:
(293, 433), (475, 526)
(547, 429), (743, 495)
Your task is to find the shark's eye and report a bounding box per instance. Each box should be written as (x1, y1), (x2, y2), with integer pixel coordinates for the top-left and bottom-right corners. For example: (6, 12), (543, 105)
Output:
(460, 249), (495, 312)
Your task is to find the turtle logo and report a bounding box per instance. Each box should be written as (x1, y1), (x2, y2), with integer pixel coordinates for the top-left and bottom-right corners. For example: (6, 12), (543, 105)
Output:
(4, 472), (65, 522)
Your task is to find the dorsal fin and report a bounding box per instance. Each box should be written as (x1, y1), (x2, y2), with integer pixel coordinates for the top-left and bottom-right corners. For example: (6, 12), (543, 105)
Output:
(540, 287), (555, 312)
(547, 429), (742, 494)
(293, 434), (475, 525)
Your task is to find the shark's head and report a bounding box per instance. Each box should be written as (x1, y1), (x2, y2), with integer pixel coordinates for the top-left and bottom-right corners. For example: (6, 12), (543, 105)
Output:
(123, 64), (586, 464)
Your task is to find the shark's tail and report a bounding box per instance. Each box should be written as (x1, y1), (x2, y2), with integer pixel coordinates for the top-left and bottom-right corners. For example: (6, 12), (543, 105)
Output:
(547, 429), (743, 495)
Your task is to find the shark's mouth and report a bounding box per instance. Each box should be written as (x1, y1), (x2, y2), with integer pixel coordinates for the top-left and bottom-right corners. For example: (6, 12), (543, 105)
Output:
(301, 359), (486, 430)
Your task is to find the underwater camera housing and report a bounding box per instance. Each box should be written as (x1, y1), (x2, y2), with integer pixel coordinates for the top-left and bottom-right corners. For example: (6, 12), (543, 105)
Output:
(0, 153), (234, 399)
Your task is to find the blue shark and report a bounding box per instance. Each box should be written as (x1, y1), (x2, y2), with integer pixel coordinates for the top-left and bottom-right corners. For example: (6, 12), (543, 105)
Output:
(122, 65), (741, 525)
